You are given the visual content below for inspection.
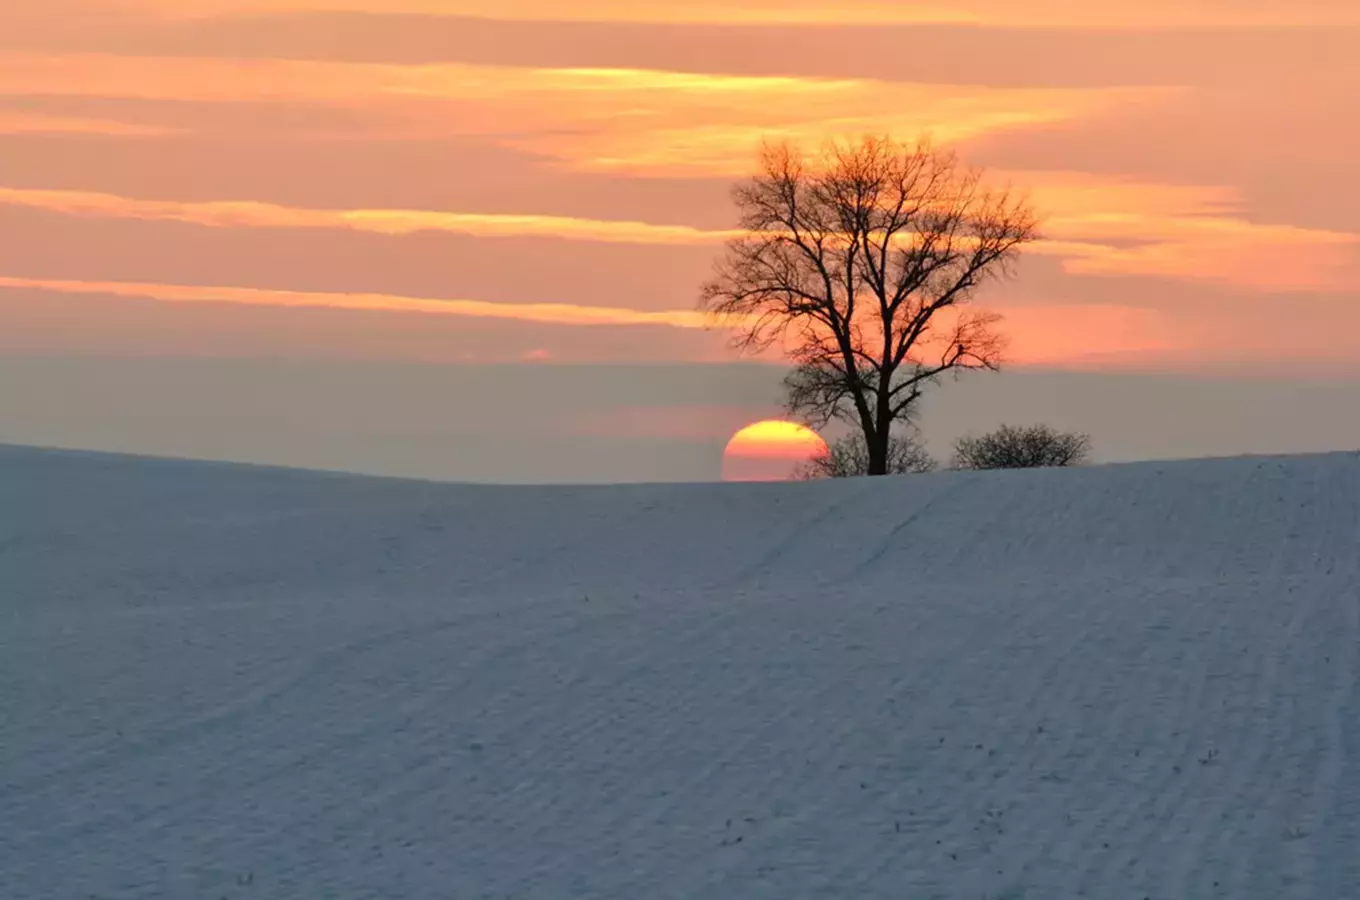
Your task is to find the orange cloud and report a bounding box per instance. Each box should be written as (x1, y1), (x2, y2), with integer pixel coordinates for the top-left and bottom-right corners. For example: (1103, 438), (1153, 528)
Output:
(0, 276), (714, 329)
(1057, 219), (1359, 292)
(4, 179), (1353, 292)
(495, 71), (1158, 176)
(108, 0), (1360, 28)
(0, 53), (1166, 175)
(0, 274), (1190, 368)
(1018, 172), (1360, 291)
(0, 187), (741, 245)
(0, 110), (176, 137)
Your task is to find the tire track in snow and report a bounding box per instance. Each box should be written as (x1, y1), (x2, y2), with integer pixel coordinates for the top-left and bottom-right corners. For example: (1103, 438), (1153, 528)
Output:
(1314, 574), (1360, 893)
(1310, 459), (1360, 893)
(310, 586), (819, 893)
(10, 596), (647, 855)
(1065, 578), (1227, 896)
(972, 580), (1162, 894)
(772, 573), (1133, 895)
(1163, 467), (1324, 899)
(1019, 554), (1207, 891)
(1269, 462), (1359, 900)
(843, 475), (979, 582)
(273, 607), (658, 865)
(865, 475), (1182, 893)
(1208, 461), (1350, 899)
(715, 478), (880, 591)
(1190, 578), (1321, 900)
(824, 474), (1173, 894)
(470, 480), (980, 890)
(1068, 460), (1293, 894)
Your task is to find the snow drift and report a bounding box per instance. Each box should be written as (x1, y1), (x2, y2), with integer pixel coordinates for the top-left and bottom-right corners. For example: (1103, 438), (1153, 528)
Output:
(4, 444), (1359, 899)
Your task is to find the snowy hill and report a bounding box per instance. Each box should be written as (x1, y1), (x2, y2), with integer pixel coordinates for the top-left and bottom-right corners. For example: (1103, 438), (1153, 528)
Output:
(4, 444), (1359, 899)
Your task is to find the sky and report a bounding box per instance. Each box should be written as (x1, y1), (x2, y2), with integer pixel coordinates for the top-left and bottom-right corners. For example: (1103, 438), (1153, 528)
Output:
(2, 1), (1358, 481)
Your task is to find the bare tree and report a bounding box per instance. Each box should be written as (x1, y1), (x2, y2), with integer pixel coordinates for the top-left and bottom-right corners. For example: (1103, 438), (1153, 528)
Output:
(700, 135), (1038, 476)
(952, 424), (1091, 470)
(797, 428), (937, 479)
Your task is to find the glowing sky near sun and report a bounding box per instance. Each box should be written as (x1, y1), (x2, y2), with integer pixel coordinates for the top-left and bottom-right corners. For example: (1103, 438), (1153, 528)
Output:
(1, 1), (1358, 370)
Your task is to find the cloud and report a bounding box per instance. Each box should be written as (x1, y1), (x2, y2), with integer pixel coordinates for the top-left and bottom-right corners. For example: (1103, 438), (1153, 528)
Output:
(100, 0), (1360, 29)
(0, 109), (177, 136)
(1056, 219), (1359, 291)
(45, 12), (1346, 101)
(4, 178), (1354, 292)
(0, 187), (741, 245)
(0, 275), (714, 329)
(0, 52), (1166, 175)
(0, 273), (1186, 368)
(1022, 173), (1360, 291)
(0, 283), (735, 364)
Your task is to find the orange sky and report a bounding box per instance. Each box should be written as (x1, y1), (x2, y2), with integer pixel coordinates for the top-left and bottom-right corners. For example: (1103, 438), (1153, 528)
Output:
(2, 1), (1357, 374)
(1, 3), (1359, 440)
(0, 0), (1358, 485)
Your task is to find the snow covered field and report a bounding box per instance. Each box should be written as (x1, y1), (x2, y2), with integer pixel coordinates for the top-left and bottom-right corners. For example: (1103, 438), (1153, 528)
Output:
(4, 443), (1359, 899)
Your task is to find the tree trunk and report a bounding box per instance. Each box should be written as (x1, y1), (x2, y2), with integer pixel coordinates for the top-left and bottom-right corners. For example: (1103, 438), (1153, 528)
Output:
(866, 428), (889, 476)
(866, 389), (892, 476)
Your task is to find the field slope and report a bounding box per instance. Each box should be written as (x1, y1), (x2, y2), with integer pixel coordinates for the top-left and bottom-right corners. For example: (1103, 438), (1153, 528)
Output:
(3, 444), (1359, 899)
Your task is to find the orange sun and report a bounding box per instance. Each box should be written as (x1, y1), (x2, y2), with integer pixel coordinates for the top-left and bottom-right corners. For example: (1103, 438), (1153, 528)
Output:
(721, 420), (828, 482)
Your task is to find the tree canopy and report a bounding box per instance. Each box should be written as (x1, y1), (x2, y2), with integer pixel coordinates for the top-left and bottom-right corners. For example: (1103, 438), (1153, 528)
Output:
(700, 135), (1038, 475)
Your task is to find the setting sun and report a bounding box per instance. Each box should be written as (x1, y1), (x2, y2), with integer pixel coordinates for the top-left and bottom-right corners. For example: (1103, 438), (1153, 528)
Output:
(721, 419), (828, 482)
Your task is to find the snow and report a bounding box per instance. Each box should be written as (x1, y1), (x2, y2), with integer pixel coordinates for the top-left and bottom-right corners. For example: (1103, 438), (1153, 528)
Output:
(4, 443), (1360, 899)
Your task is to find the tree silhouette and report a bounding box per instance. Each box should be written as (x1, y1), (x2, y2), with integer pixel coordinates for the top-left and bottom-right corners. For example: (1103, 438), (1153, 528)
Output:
(952, 424), (1091, 470)
(700, 135), (1037, 475)
(797, 429), (937, 479)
